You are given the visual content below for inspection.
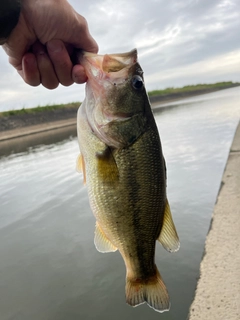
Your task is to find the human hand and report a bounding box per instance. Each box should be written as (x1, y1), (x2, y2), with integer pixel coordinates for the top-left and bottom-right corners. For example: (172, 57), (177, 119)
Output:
(3, 0), (98, 89)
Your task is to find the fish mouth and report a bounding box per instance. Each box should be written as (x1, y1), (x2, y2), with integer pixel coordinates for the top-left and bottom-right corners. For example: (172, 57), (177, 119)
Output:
(79, 49), (141, 148)
(80, 49), (137, 73)
(79, 49), (138, 86)
(79, 49), (139, 129)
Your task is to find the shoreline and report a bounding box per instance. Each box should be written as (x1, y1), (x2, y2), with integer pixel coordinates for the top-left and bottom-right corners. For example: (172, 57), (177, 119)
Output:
(0, 118), (76, 142)
(1, 86), (238, 143)
(0, 86), (239, 158)
(0, 95), (182, 142)
(188, 122), (240, 320)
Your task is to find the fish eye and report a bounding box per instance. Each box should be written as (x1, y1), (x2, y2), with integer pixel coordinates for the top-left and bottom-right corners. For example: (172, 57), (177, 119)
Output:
(132, 75), (144, 90)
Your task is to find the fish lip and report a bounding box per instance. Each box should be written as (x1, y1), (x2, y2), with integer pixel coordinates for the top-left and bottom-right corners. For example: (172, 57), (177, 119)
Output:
(96, 112), (134, 129)
(102, 111), (135, 121)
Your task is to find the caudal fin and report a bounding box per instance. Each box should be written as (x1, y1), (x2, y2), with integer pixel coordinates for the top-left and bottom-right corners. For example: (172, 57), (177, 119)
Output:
(125, 268), (170, 313)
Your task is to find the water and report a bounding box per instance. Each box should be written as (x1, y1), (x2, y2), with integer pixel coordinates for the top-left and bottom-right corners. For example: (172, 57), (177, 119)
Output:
(0, 87), (239, 320)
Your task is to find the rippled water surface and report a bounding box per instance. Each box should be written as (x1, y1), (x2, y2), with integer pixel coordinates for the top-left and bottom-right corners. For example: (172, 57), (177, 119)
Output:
(0, 87), (239, 320)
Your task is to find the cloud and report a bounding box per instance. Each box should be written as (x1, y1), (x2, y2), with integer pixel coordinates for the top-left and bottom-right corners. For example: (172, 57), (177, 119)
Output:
(144, 49), (240, 89)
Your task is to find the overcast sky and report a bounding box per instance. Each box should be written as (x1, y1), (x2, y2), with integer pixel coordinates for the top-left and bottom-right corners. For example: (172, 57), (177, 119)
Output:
(0, 0), (239, 112)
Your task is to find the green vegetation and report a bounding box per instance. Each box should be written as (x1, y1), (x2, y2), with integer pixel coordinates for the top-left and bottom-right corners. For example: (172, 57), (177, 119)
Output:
(0, 102), (80, 117)
(0, 82), (239, 117)
(148, 81), (240, 96)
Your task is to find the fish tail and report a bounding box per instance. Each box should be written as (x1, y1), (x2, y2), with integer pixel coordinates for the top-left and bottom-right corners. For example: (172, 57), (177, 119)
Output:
(125, 267), (170, 313)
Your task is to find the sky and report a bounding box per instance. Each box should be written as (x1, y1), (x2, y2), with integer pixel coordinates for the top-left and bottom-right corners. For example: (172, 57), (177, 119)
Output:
(0, 0), (240, 112)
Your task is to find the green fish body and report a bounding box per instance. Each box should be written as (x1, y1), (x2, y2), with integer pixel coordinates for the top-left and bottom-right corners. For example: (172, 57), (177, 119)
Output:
(77, 49), (180, 313)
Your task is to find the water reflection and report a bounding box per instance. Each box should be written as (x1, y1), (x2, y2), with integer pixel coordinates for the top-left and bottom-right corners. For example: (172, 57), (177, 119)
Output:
(0, 87), (239, 320)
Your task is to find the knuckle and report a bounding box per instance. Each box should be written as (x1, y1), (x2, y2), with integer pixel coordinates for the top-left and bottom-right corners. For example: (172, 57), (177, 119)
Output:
(79, 16), (88, 29)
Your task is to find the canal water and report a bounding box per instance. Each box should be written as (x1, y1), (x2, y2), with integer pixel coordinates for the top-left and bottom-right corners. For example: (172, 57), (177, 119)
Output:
(0, 87), (239, 320)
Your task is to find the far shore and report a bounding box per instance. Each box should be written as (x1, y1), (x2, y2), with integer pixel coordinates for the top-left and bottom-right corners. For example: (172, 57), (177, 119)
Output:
(0, 84), (239, 145)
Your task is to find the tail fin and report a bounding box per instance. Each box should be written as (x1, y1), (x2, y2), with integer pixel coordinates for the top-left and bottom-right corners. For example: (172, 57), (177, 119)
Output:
(125, 268), (170, 313)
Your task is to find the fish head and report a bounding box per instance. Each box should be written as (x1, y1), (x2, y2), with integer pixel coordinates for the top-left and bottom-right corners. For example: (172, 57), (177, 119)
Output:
(79, 49), (149, 148)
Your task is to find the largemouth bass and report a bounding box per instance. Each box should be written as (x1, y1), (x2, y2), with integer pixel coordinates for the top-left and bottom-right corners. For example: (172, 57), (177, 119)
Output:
(77, 49), (180, 313)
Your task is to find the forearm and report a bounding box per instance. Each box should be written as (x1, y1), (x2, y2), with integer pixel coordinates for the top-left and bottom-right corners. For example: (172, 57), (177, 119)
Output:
(0, 0), (22, 45)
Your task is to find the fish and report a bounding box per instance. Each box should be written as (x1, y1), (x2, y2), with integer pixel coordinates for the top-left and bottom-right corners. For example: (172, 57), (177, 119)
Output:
(76, 49), (180, 313)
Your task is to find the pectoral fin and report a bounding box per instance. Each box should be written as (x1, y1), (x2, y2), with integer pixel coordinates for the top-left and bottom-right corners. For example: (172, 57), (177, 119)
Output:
(158, 199), (180, 252)
(96, 147), (119, 182)
(94, 222), (117, 253)
(76, 154), (86, 184)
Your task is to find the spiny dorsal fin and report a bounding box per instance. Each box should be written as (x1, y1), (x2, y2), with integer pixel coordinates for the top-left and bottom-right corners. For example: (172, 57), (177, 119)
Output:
(76, 154), (86, 184)
(158, 199), (180, 252)
(94, 222), (117, 253)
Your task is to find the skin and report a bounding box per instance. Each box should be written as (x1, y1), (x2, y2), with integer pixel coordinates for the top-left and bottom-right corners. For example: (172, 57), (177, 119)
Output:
(2, 0), (98, 89)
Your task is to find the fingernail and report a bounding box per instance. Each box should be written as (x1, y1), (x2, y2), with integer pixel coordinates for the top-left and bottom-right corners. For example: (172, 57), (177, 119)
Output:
(47, 40), (63, 53)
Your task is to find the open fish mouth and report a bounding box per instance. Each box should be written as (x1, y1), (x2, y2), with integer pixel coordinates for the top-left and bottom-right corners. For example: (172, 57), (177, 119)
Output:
(78, 49), (138, 91)
(78, 49), (147, 148)
(79, 49), (138, 74)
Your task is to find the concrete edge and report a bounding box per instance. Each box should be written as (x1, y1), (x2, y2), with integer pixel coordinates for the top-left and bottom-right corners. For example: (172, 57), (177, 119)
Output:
(188, 121), (240, 320)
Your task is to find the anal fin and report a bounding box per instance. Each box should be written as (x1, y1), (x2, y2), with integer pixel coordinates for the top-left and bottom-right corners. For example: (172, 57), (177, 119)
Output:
(158, 199), (180, 252)
(94, 222), (117, 253)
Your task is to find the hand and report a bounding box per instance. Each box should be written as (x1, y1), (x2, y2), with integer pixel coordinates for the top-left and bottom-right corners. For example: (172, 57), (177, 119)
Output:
(3, 0), (98, 89)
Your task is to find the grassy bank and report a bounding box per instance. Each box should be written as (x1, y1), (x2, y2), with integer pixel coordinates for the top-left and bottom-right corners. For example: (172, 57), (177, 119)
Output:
(148, 81), (240, 96)
(0, 102), (80, 117)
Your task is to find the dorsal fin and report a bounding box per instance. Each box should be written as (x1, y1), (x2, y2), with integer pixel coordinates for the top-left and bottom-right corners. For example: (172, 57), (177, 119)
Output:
(94, 222), (117, 253)
(158, 199), (180, 252)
